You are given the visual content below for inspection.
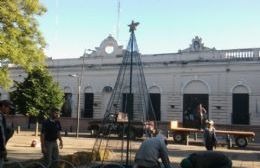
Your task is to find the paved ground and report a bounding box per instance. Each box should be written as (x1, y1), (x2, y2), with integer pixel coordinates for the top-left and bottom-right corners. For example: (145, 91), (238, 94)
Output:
(6, 131), (260, 168)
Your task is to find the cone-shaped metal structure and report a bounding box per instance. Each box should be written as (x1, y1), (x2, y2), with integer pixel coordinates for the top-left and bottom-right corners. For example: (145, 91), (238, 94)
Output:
(91, 21), (157, 167)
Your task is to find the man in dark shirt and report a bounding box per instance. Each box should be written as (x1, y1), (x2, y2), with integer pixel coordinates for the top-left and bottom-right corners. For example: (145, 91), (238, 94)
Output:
(41, 108), (63, 167)
(180, 151), (232, 168)
(0, 100), (14, 168)
(135, 132), (173, 168)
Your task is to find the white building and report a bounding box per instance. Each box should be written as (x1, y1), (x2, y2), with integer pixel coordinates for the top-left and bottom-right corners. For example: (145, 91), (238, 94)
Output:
(6, 35), (260, 126)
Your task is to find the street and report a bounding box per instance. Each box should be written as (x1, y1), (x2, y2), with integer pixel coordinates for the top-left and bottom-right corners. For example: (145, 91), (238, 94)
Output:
(6, 131), (260, 168)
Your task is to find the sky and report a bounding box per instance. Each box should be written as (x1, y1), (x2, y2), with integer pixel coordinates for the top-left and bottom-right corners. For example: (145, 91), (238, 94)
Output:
(38, 0), (260, 59)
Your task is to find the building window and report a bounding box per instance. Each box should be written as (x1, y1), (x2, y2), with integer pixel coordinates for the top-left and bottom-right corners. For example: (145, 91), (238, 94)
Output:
(84, 93), (94, 118)
(232, 93), (249, 125)
(61, 93), (72, 117)
(122, 93), (133, 120)
(103, 86), (113, 93)
(148, 93), (161, 121)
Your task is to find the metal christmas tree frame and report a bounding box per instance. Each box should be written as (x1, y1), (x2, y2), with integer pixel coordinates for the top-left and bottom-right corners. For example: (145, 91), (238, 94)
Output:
(91, 21), (157, 167)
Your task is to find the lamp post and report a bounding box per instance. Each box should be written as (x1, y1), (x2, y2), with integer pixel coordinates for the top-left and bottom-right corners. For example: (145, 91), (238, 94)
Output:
(88, 49), (95, 52)
(69, 49), (91, 138)
(69, 74), (80, 138)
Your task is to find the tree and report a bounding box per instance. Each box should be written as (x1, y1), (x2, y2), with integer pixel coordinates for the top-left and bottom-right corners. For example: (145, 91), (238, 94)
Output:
(10, 67), (64, 135)
(0, 0), (46, 89)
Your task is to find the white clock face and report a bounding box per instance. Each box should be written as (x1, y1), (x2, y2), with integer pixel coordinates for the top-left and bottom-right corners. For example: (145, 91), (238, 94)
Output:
(105, 45), (114, 54)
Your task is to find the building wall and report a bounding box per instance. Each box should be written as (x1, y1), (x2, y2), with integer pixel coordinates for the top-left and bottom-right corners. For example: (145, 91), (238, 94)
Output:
(7, 36), (260, 126)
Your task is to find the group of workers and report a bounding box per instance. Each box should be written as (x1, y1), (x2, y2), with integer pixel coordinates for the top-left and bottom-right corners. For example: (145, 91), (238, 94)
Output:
(134, 130), (231, 168)
(0, 100), (232, 168)
(134, 103), (231, 168)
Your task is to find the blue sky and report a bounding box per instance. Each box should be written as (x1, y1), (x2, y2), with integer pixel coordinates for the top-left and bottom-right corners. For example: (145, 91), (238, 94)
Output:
(38, 0), (260, 59)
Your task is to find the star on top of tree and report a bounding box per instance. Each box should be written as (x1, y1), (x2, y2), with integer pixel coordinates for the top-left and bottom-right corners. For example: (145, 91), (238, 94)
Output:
(128, 20), (139, 32)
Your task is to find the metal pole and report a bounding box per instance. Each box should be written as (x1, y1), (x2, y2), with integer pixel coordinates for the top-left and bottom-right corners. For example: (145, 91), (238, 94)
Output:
(75, 50), (87, 138)
(126, 26), (134, 167)
(76, 76), (80, 138)
(126, 20), (139, 166)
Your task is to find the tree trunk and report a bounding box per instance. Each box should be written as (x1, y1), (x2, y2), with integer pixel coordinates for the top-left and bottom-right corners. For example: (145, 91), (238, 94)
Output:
(35, 121), (39, 137)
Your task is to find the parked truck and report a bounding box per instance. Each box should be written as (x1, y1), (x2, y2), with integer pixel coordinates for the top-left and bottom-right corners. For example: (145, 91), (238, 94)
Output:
(170, 121), (255, 148)
(87, 112), (155, 140)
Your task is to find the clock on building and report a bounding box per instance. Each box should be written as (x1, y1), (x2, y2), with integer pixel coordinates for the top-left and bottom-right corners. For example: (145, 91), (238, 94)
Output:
(105, 45), (114, 54)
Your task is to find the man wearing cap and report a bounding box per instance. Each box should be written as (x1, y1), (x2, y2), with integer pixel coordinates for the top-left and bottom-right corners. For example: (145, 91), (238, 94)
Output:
(0, 100), (14, 167)
(203, 120), (217, 151)
(134, 131), (173, 168)
(41, 108), (63, 167)
(180, 151), (232, 168)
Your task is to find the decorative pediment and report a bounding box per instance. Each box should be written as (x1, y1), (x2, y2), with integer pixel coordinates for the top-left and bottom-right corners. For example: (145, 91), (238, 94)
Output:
(89, 35), (123, 57)
(180, 36), (215, 53)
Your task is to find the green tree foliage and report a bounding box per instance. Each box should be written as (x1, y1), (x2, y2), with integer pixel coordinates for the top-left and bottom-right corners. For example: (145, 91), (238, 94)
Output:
(0, 0), (46, 89)
(10, 67), (64, 120)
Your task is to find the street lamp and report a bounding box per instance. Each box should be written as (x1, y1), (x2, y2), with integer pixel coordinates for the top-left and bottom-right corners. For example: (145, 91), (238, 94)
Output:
(88, 49), (95, 52)
(68, 74), (80, 138)
(68, 49), (89, 138)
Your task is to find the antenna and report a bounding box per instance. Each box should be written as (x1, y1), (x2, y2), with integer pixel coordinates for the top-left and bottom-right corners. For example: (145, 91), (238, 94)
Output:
(116, 0), (120, 41)
(54, 0), (59, 58)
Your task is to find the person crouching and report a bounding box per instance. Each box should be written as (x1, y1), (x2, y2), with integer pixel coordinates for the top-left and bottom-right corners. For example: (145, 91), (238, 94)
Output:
(135, 131), (173, 168)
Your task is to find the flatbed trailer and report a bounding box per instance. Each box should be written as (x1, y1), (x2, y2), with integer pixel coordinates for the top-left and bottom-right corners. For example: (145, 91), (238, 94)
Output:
(170, 121), (255, 148)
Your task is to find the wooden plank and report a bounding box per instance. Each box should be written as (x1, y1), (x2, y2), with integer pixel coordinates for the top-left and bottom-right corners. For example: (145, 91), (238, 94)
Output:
(171, 128), (255, 137)
(215, 130), (255, 137)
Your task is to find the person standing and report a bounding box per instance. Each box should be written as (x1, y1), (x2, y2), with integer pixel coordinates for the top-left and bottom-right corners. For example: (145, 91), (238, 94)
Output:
(203, 120), (217, 151)
(41, 108), (63, 167)
(180, 151), (232, 168)
(135, 131), (173, 168)
(195, 103), (207, 130)
(0, 100), (14, 168)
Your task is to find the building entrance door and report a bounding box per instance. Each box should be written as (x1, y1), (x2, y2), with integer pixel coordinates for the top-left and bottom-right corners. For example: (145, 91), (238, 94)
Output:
(232, 93), (249, 125)
(183, 94), (208, 128)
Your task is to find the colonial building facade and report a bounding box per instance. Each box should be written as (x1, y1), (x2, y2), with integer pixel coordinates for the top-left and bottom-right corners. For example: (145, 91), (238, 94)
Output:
(5, 35), (260, 126)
